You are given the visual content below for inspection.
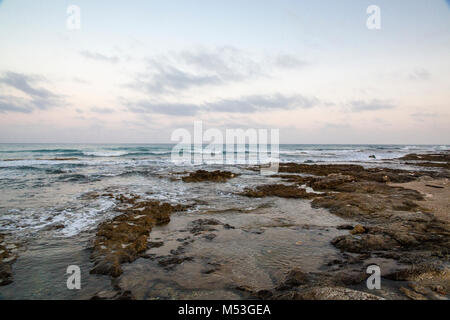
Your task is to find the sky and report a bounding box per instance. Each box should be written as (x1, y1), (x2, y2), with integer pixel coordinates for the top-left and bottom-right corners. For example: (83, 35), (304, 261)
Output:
(0, 0), (449, 144)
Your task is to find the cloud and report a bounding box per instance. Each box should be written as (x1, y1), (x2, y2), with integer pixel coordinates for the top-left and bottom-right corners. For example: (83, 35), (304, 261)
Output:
(0, 72), (56, 99)
(274, 54), (307, 69)
(0, 72), (63, 113)
(409, 68), (431, 81)
(80, 50), (119, 64)
(90, 107), (116, 113)
(322, 122), (351, 129)
(410, 112), (440, 122)
(349, 99), (395, 112)
(206, 94), (318, 113)
(125, 93), (319, 116)
(127, 47), (304, 95)
(131, 64), (222, 93)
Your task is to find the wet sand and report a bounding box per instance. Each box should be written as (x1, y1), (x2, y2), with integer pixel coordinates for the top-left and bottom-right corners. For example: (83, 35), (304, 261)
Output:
(390, 178), (449, 223)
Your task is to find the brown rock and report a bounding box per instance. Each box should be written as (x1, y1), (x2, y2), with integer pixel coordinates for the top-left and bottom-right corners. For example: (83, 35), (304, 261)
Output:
(240, 184), (316, 199)
(350, 224), (366, 235)
(182, 170), (237, 182)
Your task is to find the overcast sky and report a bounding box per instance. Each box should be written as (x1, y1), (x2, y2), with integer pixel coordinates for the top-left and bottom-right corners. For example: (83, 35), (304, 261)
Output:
(0, 0), (449, 144)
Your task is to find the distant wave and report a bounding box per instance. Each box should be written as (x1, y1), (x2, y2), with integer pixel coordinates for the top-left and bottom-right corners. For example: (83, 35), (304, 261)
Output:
(0, 148), (81, 153)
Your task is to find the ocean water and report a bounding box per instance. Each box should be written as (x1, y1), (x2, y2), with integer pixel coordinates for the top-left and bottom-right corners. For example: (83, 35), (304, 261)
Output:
(0, 143), (447, 299)
(0, 143), (447, 238)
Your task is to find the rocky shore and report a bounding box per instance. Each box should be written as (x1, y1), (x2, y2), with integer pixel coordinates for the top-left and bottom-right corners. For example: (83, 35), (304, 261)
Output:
(236, 153), (449, 300)
(2, 151), (448, 300)
(88, 151), (449, 300)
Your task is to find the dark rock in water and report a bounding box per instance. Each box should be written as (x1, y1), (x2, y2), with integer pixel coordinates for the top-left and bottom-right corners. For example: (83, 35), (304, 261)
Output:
(369, 155), (376, 159)
(182, 170), (238, 182)
(350, 224), (366, 235)
(240, 184), (316, 199)
(0, 234), (17, 286)
(158, 256), (193, 268)
(399, 153), (450, 162)
(90, 196), (188, 277)
(148, 241), (164, 248)
(91, 290), (120, 300)
(189, 218), (234, 235)
(276, 268), (309, 290)
(304, 160), (314, 163)
(400, 287), (428, 300)
(331, 234), (399, 253)
(201, 268), (216, 274)
(203, 233), (217, 241)
(42, 223), (65, 231)
(0, 263), (13, 286)
(336, 224), (354, 230)
(256, 289), (273, 300)
(277, 162), (428, 183)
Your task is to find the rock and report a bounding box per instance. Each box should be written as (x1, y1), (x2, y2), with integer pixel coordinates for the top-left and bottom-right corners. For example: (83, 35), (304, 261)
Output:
(336, 224), (354, 230)
(408, 283), (429, 295)
(203, 233), (217, 241)
(331, 234), (398, 253)
(277, 163), (424, 183)
(91, 290), (120, 300)
(42, 223), (65, 231)
(158, 256), (193, 268)
(0, 263), (13, 286)
(189, 219), (222, 234)
(0, 234), (17, 286)
(350, 224), (366, 235)
(296, 286), (384, 300)
(182, 170), (238, 182)
(256, 289), (273, 300)
(240, 184), (316, 199)
(90, 197), (188, 277)
(369, 155), (376, 159)
(276, 268), (309, 290)
(400, 287), (428, 300)
(148, 241), (164, 248)
(432, 285), (446, 295)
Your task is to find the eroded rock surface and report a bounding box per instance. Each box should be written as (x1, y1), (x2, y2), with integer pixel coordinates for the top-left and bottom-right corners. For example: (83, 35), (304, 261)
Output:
(90, 195), (189, 277)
